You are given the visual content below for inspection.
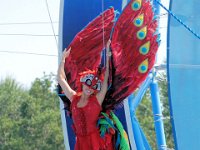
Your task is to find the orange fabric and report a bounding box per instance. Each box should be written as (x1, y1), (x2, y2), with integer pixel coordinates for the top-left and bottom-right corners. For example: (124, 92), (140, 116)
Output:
(71, 95), (114, 150)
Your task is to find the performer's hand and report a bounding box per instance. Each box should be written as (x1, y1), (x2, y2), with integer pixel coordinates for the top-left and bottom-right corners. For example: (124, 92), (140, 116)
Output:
(61, 47), (71, 62)
(106, 40), (111, 57)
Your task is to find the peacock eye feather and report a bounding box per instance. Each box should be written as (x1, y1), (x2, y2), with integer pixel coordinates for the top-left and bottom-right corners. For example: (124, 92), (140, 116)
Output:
(131, 0), (142, 11)
(139, 41), (150, 55)
(137, 26), (147, 40)
(134, 14), (144, 27)
(138, 59), (148, 73)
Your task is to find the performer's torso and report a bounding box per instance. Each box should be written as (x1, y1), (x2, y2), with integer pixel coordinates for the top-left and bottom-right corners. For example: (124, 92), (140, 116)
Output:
(71, 95), (102, 136)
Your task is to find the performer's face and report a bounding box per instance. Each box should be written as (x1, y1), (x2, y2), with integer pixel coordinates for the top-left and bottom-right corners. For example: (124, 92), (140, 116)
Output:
(82, 84), (95, 96)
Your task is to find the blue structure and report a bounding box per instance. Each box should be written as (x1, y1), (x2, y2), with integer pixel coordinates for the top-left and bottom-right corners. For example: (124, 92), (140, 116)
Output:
(150, 79), (167, 150)
(128, 74), (153, 150)
(167, 0), (200, 149)
(127, 71), (167, 150)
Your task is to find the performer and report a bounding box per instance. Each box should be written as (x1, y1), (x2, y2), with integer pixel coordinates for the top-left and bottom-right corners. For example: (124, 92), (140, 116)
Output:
(58, 0), (159, 149)
(57, 41), (115, 150)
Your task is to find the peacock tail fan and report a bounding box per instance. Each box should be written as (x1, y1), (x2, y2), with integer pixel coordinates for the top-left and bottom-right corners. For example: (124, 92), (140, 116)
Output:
(102, 0), (160, 110)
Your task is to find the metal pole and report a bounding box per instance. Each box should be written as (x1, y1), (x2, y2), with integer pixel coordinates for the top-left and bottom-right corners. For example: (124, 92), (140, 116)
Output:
(151, 1), (167, 149)
(128, 73), (154, 150)
(150, 79), (167, 150)
(128, 94), (145, 150)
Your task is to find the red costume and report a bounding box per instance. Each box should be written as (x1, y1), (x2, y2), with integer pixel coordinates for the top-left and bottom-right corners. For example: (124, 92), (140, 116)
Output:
(71, 94), (114, 150)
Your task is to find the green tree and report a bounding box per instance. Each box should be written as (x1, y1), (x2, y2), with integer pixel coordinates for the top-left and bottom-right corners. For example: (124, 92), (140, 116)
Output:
(136, 89), (157, 149)
(0, 75), (65, 150)
(0, 77), (30, 150)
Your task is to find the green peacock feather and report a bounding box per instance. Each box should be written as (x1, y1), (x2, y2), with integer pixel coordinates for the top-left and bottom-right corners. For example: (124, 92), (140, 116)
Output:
(110, 112), (130, 150)
(97, 111), (130, 150)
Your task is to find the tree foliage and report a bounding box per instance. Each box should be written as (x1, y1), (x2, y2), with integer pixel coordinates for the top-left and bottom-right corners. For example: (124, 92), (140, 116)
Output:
(0, 72), (173, 149)
(0, 75), (65, 150)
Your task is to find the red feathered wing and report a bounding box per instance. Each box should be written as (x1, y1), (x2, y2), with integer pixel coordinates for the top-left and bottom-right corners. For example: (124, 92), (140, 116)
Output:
(103, 0), (160, 110)
(64, 8), (115, 91)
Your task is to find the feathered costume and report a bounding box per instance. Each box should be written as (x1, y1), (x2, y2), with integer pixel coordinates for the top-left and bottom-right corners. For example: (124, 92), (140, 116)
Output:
(58, 0), (159, 149)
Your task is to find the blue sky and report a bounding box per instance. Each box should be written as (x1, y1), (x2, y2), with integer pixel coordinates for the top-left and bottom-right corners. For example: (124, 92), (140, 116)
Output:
(0, 0), (169, 88)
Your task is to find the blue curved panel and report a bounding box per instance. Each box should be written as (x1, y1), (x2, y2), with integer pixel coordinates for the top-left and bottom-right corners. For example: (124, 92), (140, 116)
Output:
(167, 0), (200, 149)
(59, 0), (129, 149)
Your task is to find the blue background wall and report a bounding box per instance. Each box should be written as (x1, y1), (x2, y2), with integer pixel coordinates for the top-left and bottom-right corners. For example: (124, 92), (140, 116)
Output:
(168, 0), (200, 149)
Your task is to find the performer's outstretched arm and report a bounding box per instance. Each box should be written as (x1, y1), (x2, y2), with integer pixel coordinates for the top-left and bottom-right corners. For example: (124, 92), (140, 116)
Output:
(57, 48), (76, 101)
(97, 40), (111, 104)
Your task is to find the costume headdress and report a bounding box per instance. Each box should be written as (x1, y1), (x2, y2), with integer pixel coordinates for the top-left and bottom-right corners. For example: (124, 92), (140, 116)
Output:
(79, 68), (104, 92)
